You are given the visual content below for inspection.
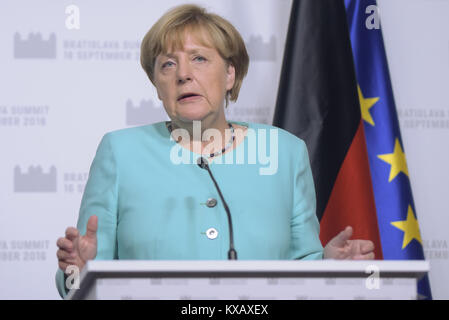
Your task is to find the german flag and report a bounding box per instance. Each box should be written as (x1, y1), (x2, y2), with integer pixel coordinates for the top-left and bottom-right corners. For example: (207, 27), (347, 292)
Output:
(273, 0), (383, 259)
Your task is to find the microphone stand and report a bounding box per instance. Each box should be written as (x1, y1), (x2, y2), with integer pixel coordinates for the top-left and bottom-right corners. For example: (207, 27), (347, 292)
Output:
(197, 157), (237, 260)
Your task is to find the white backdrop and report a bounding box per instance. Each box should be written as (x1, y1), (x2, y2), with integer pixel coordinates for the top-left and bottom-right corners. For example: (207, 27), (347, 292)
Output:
(0, 0), (448, 299)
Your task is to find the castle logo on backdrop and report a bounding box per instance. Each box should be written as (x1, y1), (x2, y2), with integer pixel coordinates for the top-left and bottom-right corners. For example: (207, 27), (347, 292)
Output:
(14, 33), (56, 59)
(126, 99), (168, 126)
(12, 32), (276, 63)
(245, 35), (276, 61)
(12, 32), (141, 61)
(14, 165), (57, 192)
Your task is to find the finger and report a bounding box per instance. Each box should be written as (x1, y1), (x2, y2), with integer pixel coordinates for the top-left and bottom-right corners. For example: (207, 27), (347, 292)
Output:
(56, 237), (73, 252)
(352, 252), (375, 260)
(58, 261), (70, 271)
(331, 226), (353, 247)
(367, 252), (375, 259)
(65, 227), (79, 241)
(85, 215), (98, 240)
(360, 240), (375, 254)
(56, 249), (76, 261)
(58, 261), (77, 272)
(345, 226), (353, 238)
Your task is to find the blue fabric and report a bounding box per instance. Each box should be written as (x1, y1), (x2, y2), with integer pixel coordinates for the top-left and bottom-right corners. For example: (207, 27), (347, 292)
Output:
(56, 121), (323, 298)
(344, 0), (432, 299)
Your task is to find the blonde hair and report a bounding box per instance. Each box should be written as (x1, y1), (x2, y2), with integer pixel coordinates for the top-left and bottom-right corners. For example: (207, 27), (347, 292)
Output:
(140, 4), (249, 105)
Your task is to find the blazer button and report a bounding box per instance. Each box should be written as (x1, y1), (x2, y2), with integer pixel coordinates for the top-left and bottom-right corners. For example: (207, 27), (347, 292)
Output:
(206, 198), (217, 208)
(206, 228), (218, 240)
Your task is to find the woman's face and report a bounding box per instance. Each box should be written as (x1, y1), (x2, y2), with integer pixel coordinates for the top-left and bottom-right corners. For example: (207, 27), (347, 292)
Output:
(153, 31), (235, 125)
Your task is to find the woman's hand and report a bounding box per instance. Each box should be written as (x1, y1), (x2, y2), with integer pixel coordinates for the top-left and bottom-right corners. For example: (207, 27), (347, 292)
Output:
(56, 215), (98, 273)
(323, 226), (375, 260)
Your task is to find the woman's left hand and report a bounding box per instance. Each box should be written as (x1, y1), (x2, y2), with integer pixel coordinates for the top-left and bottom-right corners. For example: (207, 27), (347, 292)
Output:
(323, 226), (375, 260)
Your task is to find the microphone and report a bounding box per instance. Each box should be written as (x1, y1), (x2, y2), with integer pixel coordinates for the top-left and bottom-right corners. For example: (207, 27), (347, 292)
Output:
(197, 157), (238, 260)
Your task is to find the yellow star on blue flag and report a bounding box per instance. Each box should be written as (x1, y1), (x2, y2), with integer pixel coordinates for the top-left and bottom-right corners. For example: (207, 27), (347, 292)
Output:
(378, 138), (409, 182)
(391, 206), (422, 249)
(358, 85), (379, 126)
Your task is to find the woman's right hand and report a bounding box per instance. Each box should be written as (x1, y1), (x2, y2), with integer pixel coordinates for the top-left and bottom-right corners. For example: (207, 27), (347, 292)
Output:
(56, 215), (98, 273)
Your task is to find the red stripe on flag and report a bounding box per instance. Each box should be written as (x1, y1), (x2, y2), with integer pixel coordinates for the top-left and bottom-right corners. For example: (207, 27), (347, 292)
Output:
(319, 120), (383, 259)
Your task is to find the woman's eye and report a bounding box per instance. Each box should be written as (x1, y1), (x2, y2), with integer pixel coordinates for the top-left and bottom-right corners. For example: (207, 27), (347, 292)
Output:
(161, 61), (175, 69)
(194, 56), (206, 62)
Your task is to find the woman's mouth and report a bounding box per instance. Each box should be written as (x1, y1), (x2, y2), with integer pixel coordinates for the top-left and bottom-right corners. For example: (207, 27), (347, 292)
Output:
(177, 93), (202, 102)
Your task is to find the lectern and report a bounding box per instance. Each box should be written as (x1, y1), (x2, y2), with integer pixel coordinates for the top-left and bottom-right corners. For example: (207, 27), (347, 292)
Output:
(65, 260), (429, 300)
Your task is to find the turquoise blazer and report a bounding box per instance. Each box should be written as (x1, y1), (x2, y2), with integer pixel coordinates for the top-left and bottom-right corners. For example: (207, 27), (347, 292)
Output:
(55, 121), (323, 298)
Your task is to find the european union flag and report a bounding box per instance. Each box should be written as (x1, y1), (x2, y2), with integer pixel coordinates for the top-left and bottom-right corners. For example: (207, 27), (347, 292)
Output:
(344, 0), (432, 299)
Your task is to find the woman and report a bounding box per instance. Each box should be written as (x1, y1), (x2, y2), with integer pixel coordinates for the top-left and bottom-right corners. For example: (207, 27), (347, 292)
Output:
(56, 4), (374, 299)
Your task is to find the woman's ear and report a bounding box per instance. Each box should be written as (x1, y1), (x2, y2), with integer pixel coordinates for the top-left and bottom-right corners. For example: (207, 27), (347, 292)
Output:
(225, 63), (236, 92)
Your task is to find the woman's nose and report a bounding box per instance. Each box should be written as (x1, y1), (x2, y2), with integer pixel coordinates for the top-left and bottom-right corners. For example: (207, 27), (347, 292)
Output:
(176, 60), (193, 84)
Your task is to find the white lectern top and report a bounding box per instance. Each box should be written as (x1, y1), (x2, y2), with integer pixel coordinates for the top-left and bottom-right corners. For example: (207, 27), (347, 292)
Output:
(66, 260), (429, 300)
